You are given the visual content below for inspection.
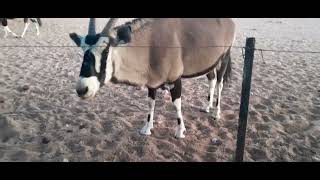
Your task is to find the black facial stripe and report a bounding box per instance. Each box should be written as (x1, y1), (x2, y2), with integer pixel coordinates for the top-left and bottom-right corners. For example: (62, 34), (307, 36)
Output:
(80, 51), (97, 78)
(79, 34), (110, 87)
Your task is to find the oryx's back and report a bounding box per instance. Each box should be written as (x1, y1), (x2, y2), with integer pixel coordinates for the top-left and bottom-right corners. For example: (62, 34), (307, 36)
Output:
(146, 18), (236, 78)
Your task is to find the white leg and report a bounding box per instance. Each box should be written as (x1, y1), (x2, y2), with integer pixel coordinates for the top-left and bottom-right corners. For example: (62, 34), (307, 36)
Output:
(206, 69), (217, 113)
(214, 78), (224, 119)
(140, 97), (156, 135)
(35, 22), (40, 36)
(4, 26), (18, 37)
(174, 98), (186, 138)
(20, 23), (30, 38)
(4, 27), (8, 38)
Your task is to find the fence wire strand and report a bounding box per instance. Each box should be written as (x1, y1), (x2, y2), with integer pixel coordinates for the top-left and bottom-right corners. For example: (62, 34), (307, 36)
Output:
(1, 45), (320, 55)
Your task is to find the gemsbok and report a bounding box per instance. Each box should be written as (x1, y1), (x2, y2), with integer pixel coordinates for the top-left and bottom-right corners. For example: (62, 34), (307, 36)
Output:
(69, 18), (236, 138)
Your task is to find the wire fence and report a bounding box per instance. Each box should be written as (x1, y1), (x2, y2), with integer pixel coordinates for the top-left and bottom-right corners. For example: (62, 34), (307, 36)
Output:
(2, 45), (320, 58)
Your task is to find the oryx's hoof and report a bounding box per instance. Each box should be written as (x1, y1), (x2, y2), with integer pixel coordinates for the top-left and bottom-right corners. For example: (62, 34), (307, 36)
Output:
(205, 106), (212, 113)
(140, 123), (152, 136)
(175, 126), (186, 139)
(140, 128), (152, 136)
(213, 110), (221, 120)
(11, 34), (19, 38)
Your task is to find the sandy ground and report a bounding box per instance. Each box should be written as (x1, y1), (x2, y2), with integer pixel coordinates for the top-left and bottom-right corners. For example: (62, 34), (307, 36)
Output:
(0, 18), (319, 162)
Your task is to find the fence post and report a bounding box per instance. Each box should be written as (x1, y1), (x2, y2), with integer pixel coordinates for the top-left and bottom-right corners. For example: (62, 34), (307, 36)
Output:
(235, 37), (255, 162)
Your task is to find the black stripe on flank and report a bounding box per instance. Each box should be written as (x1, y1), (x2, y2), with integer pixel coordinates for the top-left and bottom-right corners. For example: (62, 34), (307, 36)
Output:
(181, 56), (221, 79)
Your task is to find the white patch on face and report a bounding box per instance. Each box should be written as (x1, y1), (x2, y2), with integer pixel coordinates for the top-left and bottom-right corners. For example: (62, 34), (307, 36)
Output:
(80, 37), (90, 52)
(80, 37), (110, 74)
(76, 76), (100, 98)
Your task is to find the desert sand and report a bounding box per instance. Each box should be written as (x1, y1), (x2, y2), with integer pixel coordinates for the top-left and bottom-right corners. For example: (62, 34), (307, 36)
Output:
(0, 18), (319, 162)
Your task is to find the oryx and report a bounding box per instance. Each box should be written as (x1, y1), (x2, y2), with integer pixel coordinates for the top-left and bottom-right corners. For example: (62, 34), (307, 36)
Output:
(69, 18), (236, 138)
(1, 18), (42, 38)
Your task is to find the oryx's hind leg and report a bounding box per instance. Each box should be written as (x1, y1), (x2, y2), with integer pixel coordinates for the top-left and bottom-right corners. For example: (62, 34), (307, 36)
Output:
(214, 50), (232, 120)
(140, 88), (157, 135)
(31, 18), (40, 36)
(206, 68), (217, 113)
(3, 27), (8, 38)
(215, 76), (224, 120)
(35, 22), (40, 36)
(20, 18), (30, 38)
(4, 27), (18, 38)
(170, 78), (186, 138)
(2, 19), (14, 38)
(4, 26), (18, 37)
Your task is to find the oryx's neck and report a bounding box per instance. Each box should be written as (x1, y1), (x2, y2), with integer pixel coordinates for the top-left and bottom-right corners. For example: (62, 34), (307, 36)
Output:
(107, 46), (151, 87)
(104, 46), (114, 84)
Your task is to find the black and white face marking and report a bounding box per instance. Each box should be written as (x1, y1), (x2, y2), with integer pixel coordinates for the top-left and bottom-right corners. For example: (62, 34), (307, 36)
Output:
(70, 33), (111, 99)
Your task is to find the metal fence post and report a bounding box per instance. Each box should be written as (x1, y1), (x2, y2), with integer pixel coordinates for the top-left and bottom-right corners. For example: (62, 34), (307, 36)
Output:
(235, 37), (255, 162)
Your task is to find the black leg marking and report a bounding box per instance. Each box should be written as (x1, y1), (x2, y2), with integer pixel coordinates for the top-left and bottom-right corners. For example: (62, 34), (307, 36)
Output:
(148, 88), (157, 100)
(206, 70), (215, 102)
(217, 49), (232, 83)
(177, 118), (181, 125)
(170, 78), (182, 102)
(216, 98), (219, 107)
(147, 114), (151, 122)
(206, 70), (215, 81)
(1, 18), (8, 26)
(37, 18), (42, 26)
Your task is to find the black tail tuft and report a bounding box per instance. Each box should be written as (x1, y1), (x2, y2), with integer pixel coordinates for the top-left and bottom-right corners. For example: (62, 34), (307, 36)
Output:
(30, 18), (42, 26)
(37, 18), (42, 26)
(223, 48), (232, 83)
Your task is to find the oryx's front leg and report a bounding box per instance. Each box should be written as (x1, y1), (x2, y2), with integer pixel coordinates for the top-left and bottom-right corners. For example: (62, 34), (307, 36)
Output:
(33, 18), (40, 36)
(4, 26), (18, 38)
(206, 68), (217, 113)
(140, 88), (156, 136)
(35, 22), (40, 36)
(20, 22), (30, 38)
(170, 78), (186, 138)
(214, 78), (223, 120)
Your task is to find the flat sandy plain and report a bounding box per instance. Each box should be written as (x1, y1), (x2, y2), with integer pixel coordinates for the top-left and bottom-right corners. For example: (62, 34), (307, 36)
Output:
(0, 18), (319, 161)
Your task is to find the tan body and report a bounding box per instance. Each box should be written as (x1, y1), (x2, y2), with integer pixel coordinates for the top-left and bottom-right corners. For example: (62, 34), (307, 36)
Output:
(109, 18), (236, 88)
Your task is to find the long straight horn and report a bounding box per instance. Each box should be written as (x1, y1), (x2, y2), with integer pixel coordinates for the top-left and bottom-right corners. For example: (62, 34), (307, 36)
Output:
(101, 18), (119, 37)
(88, 18), (96, 35)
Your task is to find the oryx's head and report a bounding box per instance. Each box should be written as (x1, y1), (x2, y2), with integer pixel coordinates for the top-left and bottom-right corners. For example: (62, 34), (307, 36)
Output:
(69, 18), (132, 99)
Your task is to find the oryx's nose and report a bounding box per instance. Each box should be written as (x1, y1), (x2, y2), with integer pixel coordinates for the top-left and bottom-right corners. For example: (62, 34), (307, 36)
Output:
(76, 87), (88, 97)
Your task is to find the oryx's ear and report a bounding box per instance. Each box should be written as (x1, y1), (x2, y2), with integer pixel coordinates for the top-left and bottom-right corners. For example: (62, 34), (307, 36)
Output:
(69, 33), (83, 47)
(115, 25), (132, 44)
